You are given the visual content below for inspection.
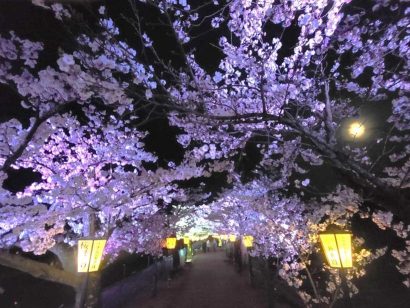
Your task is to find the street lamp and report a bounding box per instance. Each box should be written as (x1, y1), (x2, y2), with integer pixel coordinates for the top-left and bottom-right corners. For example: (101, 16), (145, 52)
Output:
(319, 231), (352, 269)
(77, 238), (107, 308)
(165, 237), (177, 249)
(77, 239), (107, 272)
(228, 234), (236, 242)
(242, 235), (254, 249)
(349, 122), (365, 139)
(319, 229), (353, 306)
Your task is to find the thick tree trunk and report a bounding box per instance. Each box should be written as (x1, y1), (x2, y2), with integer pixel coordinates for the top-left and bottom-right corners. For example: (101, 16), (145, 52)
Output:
(0, 250), (81, 288)
(50, 243), (76, 273)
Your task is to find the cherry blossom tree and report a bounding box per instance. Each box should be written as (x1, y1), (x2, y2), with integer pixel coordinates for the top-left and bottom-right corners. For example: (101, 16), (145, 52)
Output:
(114, 0), (408, 304)
(0, 3), (230, 306)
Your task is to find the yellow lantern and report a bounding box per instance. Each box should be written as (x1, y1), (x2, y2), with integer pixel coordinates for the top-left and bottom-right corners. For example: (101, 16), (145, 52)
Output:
(183, 237), (190, 245)
(243, 235), (254, 248)
(77, 239), (107, 273)
(165, 237), (177, 249)
(218, 238), (222, 247)
(228, 234), (236, 242)
(319, 231), (353, 268)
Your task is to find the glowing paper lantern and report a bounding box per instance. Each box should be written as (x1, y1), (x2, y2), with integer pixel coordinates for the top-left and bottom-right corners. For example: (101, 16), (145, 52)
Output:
(77, 239), (107, 273)
(319, 231), (353, 268)
(228, 234), (236, 242)
(165, 237), (177, 249)
(243, 235), (254, 248)
(186, 244), (193, 263)
(183, 237), (190, 245)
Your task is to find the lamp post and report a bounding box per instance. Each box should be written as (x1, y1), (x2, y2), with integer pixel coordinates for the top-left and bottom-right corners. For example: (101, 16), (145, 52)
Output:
(77, 238), (107, 307)
(77, 239), (107, 273)
(242, 235), (254, 249)
(165, 237), (177, 250)
(242, 235), (254, 286)
(319, 230), (353, 307)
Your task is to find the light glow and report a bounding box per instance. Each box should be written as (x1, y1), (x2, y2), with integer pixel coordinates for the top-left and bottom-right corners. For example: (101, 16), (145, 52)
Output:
(319, 232), (352, 268)
(349, 122), (365, 138)
(243, 235), (254, 248)
(77, 239), (106, 273)
(166, 237), (177, 249)
(229, 234), (236, 242)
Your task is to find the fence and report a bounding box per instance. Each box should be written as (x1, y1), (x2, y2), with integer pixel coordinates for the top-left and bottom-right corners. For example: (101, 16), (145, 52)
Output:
(101, 254), (175, 308)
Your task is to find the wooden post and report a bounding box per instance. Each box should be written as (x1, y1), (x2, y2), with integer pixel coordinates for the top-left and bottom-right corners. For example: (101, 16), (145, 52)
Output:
(340, 269), (352, 307)
(82, 212), (102, 308)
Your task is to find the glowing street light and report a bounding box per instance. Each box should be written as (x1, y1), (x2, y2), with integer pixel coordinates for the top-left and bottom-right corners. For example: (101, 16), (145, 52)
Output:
(319, 231), (353, 268)
(186, 243), (193, 263)
(217, 238), (222, 247)
(242, 235), (254, 249)
(319, 229), (353, 307)
(228, 234), (236, 242)
(220, 235), (228, 241)
(349, 122), (365, 139)
(77, 239), (107, 273)
(165, 237), (177, 249)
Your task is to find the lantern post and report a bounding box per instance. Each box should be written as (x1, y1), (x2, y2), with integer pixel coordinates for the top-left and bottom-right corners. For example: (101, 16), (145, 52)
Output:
(77, 238), (107, 307)
(165, 237), (177, 250)
(242, 235), (254, 286)
(242, 235), (254, 249)
(319, 229), (353, 307)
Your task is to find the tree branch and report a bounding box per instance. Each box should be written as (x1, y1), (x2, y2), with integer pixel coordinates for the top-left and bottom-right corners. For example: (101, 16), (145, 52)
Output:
(0, 250), (81, 289)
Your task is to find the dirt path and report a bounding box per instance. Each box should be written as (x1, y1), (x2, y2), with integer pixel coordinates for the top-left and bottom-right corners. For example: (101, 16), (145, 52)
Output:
(126, 250), (268, 308)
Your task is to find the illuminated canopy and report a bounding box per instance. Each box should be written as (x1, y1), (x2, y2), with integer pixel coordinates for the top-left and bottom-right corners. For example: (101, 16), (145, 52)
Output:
(77, 239), (107, 273)
(319, 231), (353, 268)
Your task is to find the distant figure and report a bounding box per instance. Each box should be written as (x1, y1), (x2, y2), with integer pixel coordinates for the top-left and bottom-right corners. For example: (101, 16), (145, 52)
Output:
(202, 241), (207, 253)
(212, 239), (217, 251)
(206, 239), (211, 252)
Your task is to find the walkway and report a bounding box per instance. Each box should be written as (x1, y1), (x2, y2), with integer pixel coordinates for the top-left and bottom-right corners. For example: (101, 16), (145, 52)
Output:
(126, 250), (268, 308)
